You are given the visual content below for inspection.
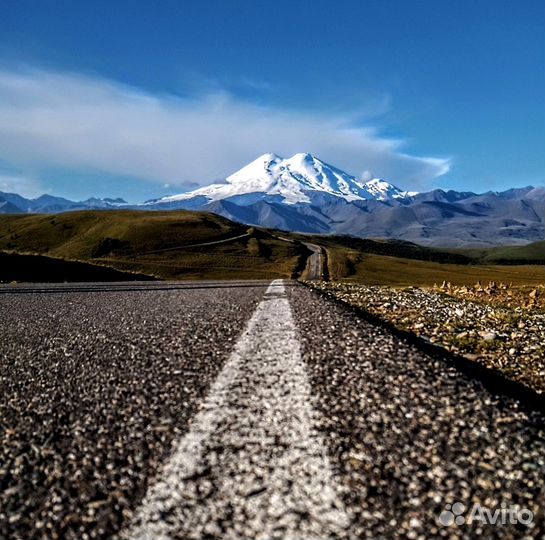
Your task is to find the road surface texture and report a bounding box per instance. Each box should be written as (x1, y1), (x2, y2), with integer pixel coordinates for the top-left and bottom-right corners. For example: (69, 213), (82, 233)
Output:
(0, 280), (544, 540)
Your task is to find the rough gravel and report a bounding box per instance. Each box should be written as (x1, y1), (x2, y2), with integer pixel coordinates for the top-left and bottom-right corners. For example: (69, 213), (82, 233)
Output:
(309, 281), (545, 393)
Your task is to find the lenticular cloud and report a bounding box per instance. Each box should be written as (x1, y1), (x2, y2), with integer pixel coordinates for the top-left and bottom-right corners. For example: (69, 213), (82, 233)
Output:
(0, 67), (450, 189)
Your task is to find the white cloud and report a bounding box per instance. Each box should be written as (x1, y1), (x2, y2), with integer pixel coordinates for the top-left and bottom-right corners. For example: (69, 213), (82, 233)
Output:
(0, 67), (450, 192)
(0, 173), (45, 198)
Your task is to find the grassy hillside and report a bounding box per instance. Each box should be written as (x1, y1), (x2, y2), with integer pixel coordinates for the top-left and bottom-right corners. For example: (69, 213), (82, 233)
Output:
(310, 235), (475, 264)
(287, 233), (544, 265)
(454, 240), (545, 265)
(0, 210), (247, 257)
(327, 252), (544, 287)
(0, 210), (541, 283)
(291, 233), (543, 286)
(0, 211), (308, 280)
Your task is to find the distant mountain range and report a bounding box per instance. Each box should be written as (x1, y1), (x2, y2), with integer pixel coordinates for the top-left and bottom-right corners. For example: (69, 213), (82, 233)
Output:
(0, 192), (127, 214)
(1, 153), (544, 247)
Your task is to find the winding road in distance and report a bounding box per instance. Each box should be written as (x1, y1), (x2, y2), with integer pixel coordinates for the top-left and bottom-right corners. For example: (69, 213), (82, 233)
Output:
(302, 242), (325, 280)
(0, 280), (543, 540)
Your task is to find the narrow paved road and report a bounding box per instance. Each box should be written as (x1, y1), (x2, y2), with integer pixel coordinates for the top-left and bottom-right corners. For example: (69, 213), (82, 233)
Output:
(0, 280), (543, 540)
(302, 242), (324, 280)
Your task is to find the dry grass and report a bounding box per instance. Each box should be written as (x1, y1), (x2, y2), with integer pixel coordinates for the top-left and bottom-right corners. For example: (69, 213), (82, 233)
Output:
(2, 210), (542, 284)
(328, 252), (544, 287)
(0, 211), (307, 280)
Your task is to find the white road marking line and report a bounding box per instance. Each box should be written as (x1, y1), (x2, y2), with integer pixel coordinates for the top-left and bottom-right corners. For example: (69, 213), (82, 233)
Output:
(122, 279), (351, 540)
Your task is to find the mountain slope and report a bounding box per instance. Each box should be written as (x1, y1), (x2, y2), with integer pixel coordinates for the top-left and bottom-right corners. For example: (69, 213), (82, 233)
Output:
(145, 153), (543, 247)
(200, 186), (544, 247)
(0, 192), (128, 214)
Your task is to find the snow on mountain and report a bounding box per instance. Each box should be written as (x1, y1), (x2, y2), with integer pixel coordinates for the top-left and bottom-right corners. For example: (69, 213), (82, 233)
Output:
(154, 152), (413, 206)
(1, 177), (543, 247)
(364, 178), (418, 200)
(82, 197), (128, 208)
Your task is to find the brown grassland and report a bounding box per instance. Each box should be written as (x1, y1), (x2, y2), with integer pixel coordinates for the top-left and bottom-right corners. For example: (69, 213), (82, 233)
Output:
(0, 211), (308, 281)
(326, 248), (544, 287)
(0, 210), (542, 284)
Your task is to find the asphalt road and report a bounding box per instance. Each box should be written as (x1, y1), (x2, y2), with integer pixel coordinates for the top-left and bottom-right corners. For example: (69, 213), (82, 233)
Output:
(1, 280), (544, 540)
(302, 243), (324, 281)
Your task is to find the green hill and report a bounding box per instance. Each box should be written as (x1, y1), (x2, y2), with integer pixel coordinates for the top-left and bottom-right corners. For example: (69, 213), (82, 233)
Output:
(300, 235), (474, 264)
(1, 210), (542, 284)
(0, 211), (308, 280)
(475, 240), (545, 264)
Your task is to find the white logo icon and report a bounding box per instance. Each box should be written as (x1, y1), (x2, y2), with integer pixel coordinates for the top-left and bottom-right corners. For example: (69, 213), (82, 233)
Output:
(439, 502), (466, 526)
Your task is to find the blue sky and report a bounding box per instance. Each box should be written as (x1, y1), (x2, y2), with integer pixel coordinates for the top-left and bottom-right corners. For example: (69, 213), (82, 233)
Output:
(0, 0), (543, 202)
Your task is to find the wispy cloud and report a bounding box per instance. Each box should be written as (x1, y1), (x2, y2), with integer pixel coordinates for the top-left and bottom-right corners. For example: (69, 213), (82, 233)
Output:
(0, 67), (450, 193)
(0, 172), (45, 198)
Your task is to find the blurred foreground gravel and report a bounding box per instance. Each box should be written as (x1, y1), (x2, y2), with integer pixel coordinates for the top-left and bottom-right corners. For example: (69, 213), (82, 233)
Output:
(309, 281), (545, 393)
(0, 281), (268, 540)
(287, 285), (545, 540)
(1, 280), (544, 540)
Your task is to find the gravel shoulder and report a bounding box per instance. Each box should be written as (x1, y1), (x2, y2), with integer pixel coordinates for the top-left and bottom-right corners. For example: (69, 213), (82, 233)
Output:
(287, 284), (545, 539)
(0, 281), (267, 540)
(308, 281), (545, 394)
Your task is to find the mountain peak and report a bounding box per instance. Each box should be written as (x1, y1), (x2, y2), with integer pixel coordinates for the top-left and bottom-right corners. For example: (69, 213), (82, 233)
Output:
(256, 152), (283, 163)
(289, 152), (314, 161)
(156, 153), (411, 205)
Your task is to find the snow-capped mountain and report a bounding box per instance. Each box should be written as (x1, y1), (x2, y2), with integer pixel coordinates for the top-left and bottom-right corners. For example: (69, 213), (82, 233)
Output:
(153, 152), (415, 206)
(134, 153), (545, 246)
(1, 152), (543, 247)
